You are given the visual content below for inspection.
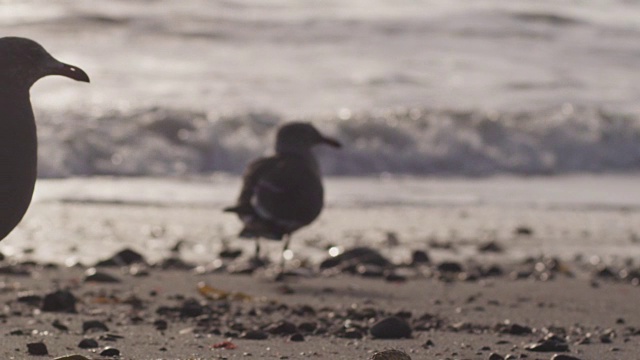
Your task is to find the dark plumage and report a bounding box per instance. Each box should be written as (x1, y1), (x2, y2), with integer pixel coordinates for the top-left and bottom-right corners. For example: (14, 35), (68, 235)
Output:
(0, 37), (89, 241)
(225, 122), (341, 260)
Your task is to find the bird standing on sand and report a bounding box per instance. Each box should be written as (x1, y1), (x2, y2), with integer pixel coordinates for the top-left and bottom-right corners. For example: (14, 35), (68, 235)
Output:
(0, 37), (90, 241)
(224, 122), (341, 265)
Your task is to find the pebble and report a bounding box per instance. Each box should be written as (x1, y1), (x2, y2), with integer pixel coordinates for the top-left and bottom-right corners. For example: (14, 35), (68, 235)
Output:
(525, 334), (569, 352)
(78, 338), (99, 349)
(370, 316), (412, 339)
(266, 320), (298, 335)
(41, 290), (77, 313)
(289, 333), (305, 342)
(241, 329), (269, 340)
(488, 352), (504, 360)
(370, 349), (412, 360)
(27, 342), (48, 355)
(437, 261), (463, 273)
(100, 347), (121, 357)
(83, 320), (109, 333)
(96, 248), (146, 266)
(550, 355), (582, 360)
(84, 268), (121, 283)
(410, 250), (430, 265)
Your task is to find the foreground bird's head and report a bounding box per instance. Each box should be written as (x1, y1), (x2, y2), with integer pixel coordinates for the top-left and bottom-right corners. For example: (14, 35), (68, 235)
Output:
(0, 37), (90, 90)
(275, 122), (342, 154)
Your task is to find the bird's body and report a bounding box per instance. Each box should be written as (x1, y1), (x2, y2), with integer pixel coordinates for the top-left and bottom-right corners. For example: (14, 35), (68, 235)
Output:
(225, 122), (341, 260)
(0, 37), (89, 241)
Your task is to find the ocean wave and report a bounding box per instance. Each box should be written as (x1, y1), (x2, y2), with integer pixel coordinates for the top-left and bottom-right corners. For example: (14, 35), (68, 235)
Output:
(34, 104), (640, 178)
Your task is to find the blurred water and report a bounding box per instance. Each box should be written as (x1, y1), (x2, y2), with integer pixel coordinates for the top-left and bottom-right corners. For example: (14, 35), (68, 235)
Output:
(1, 0), (640, 176)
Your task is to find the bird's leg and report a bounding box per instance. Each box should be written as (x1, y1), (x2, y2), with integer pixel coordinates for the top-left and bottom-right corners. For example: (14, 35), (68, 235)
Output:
(279, 234), (291, 270)
(254, 238), (261, 261)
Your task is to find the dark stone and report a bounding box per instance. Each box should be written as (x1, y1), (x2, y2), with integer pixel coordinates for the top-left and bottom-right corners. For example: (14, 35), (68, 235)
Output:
(156, 257), (194, 270)
(100, 347), (121, 357)
(340, 329), (363, 339)
(41, 290), (77, 313)
(289, 333), (305, 342)
(551, 355), (582, 360)
(422, 339), (435, 348)
(154, 319), (168, 331)
(26, 342), (48, 356)
(488, 353), (504, 360)
(96, 248), (146, 267)
(219, 248), (243, 259)
(265, 320), (298, 335)
(437, 261), (463, 273)
(84, 268), (121, 283)
(17, 293), (42, 306)
(83, 320), (109, 333)
(52, 319), (69, 331)
(78, 338), (99, 349)
(298, 322), (317, 333)
(515, 226), (533, 236)
(525, 334), (569, 352)
(370, 349), (412, 360)
(241, 329), (268, 340)
(370, 316), (412, 339)
(478, 241), (504, 253)
(496, 322), (532, 335)
(411, 250), (430, 265)
(319, 247), (391, 270)
(180, 299), (205, 318)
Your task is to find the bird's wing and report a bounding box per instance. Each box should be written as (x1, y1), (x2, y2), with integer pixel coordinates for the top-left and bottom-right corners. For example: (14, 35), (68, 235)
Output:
(223, 156), (280, 215)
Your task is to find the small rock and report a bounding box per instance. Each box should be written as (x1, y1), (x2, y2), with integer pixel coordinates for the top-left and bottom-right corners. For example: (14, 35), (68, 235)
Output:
(370, 316), (412, 339)
(100, 347), (120, 357)
(154, 319), (168, 331)
(17, 292), (42, 306)
(27, 342), (48, 356)
(525, 334), (569, 352)
(437, 261), (463, 273)
(219, 248), (242, 259)
(83, 320), (109, 333)
(289, 333), (304, 342)
(84, 268), (121, 283)
(96, 248), (146, 266)
(478, 241), (504, 253)
(488, 353), (504, 360)
(180, 299), (206, 318)
(241, 329), (268, 340)
(52, 319), (69, 331)
(78, 338), (99, 349)
(41, 290), (77, 313)
(550, 355), (582, 360)
(515, 226), (533, 236)
(265, 320), (298, 335)
(370, 349), (412, 360)
(340, 328), (363, 339)
(410, 250), (430, 265)
(422, 339), (435, 348)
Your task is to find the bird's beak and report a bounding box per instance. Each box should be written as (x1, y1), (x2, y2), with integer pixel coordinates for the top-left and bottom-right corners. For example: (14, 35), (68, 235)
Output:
(49, 60), (90, 83)
(320, 135), (342, 148)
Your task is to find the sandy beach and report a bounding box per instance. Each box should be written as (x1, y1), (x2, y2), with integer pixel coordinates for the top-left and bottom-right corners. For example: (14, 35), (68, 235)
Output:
(0, 175), (638, 359)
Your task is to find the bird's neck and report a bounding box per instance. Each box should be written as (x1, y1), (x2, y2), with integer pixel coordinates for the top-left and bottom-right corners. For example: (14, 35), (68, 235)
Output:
(276, 148), (321, 175)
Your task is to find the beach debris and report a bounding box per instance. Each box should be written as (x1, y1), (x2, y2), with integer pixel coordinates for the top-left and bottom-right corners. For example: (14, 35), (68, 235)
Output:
(83, 320), (109, 333)
(84, 267), (120, 283)
(289, 333), (305, 342)
(410, 250), (430, 265)
(550, 355), (582, 360)
(265, 320), (298, 335)
(488, 352), (504, 360)
(27, 341), (48, 355)
(179, 298), (206, 317)
(54, 355), (91, 360)
(422, 339), (435, 348)
(478, 241), (504, 253)
(41, 290), (77, 313)
(370, 316), (412, 339)
(17, 291), (42, 306)
(197, 282), (253, 301)
(436, 261), (463, 273)
(78, 338), (99, 349)
(95, 248), (146, 267)
(525, 333), (569, 352)
(514, 226), (533, 236)
(100, 347), (120, 357)
(212, 340), (237, 349)
(370, 349), (412, 360)
(154, 319), (168, 331)
(241, 329), (269, 340)
(495, 321), (532, 335)
(320, 247), (392, 273)
(52, 319), (69, 331)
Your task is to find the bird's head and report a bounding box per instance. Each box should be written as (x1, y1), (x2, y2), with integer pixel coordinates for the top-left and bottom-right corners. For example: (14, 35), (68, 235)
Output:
(275, 122), (341, 154)
(0, 37), (90, 90)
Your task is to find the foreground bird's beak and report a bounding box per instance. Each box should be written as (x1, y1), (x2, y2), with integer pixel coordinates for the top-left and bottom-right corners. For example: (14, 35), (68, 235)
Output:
(321, 136), (342, 148)
(50, 61), (90, 83)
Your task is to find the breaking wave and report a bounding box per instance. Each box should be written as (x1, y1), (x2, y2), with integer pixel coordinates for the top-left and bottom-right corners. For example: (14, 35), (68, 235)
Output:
(35, 104), (640, 178)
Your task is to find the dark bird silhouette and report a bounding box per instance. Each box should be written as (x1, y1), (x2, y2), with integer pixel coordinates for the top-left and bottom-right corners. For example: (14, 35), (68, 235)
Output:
(224, 122), (341, 264)
(0, 37), (90, 241)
